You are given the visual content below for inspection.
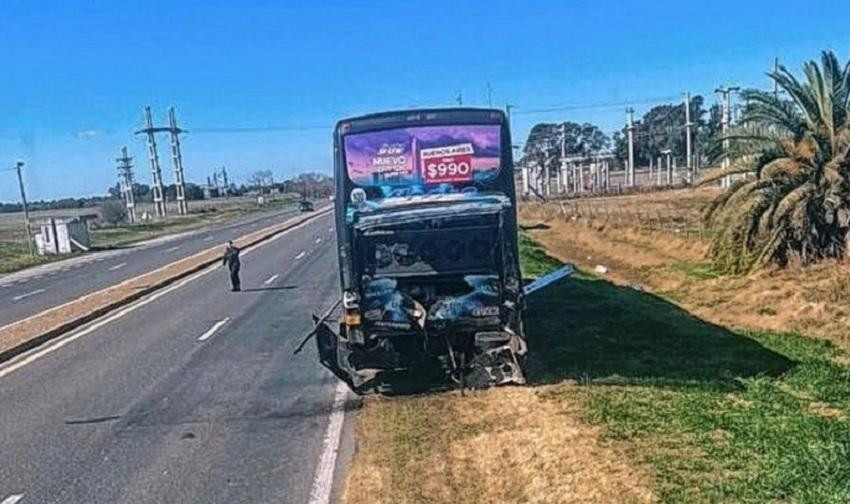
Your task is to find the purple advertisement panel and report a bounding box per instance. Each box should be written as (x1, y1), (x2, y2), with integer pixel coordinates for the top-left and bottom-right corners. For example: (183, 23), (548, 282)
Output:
(343, 125), (501, 187)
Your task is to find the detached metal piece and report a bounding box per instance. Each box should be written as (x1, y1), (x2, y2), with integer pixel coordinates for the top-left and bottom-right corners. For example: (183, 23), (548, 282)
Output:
(293, 299), (341, 355)
(523, 265), (575, 296)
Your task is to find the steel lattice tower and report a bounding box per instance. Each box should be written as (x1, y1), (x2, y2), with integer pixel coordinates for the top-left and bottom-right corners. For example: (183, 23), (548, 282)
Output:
(167, 107), (188, 215)
(135, 106), (167, 217)
(116, 146), (137, 223)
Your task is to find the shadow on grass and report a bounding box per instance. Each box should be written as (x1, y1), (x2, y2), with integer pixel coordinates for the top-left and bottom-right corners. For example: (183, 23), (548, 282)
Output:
(519, 222), (551, 231)
(334, 273), (795, 396)
(524, 274), (795, 391)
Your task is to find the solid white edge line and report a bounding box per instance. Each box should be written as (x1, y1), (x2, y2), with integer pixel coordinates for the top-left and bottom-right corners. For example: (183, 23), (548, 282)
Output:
(1, 493), (24, 504)
(12, 289), (46, 302)
(0, 212), (332, 381)
(198, 317), (230, 342)
(295, 251), (306, 260)
(307, 381), (348, 504)
(263, 273), (279, 285)
(108, 262), (127, 271)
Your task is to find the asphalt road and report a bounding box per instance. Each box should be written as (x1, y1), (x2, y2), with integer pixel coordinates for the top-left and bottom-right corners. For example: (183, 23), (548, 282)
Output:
(0, 204), (316, 327)
(0, 212), (357, 504)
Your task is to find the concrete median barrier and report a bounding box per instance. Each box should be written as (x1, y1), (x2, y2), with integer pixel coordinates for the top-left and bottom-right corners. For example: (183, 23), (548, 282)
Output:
(0, 206), (332, 362)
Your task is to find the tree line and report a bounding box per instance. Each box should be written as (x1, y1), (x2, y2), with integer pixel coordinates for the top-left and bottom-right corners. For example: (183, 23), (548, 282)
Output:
(0, 171), (334, 214)
(522, 95), (723, 168)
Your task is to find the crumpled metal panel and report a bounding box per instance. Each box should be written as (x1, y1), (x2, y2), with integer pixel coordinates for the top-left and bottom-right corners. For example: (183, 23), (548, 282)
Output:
(428, 275), (501, 321)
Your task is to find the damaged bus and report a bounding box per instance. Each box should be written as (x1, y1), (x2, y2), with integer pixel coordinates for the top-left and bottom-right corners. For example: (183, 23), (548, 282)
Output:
(315, 108), (525, 393)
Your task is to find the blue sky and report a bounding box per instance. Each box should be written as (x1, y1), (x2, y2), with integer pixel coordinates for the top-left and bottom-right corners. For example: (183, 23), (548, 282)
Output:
(1, 0), (848, 201)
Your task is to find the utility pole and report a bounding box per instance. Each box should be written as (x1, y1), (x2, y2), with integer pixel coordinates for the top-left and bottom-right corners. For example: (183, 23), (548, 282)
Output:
(486, 82), (493, 108)
(662, 149), (673, 186)
(684, 92), (693, 177)
(135, 106), (167, 217)
(715, 86), (739, 189)
(559, 123), (567, 194)
(456, 91), (463, 107)
(116, 146), (137, 223)
(505, 103), (515, 134)
(626, 107), (635, 187)
(167, 107), (189, 215)
(14, 160), (34, 256)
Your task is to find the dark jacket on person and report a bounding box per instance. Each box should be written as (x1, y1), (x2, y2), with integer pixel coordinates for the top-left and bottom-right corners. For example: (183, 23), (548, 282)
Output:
(222, 246), (241, 271)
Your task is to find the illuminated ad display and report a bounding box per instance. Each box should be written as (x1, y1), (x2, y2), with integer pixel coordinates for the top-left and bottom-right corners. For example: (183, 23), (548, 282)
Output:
(344, 125), (501, 188)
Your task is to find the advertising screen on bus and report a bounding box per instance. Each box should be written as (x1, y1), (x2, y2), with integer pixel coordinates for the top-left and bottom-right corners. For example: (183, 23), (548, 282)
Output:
(343, 124), (501, 196)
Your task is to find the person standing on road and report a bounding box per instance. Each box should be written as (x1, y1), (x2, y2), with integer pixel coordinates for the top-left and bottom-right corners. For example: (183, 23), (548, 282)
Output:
(222, 241), (241, 291)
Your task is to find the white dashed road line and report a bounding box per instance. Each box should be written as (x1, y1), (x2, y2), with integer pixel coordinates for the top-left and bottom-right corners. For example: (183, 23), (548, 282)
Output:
(315, 238), (322, 244)
(328, 227), (333, 233)
(263, 274), (279, 285)
(165, 245), (181, 252)
(203, 236), (214, 242)
(307, 381), (348, 504)
(198, 317), (230, 342)
(108, 262), (127, 271)
(0, 267), (215, 381)
(0, 212), (330, 381)
(1, 494), (24, 504)
(12, 289), (46, 302)
(295, 251), (306, 260)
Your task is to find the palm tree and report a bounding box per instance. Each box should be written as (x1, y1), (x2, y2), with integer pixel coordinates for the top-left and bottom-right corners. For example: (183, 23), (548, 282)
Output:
(704, 51), (850, 273)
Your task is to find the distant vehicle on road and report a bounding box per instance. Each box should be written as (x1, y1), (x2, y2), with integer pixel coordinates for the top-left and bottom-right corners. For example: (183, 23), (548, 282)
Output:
(315, 108), (525, 393)
(299, 200), (314, 212)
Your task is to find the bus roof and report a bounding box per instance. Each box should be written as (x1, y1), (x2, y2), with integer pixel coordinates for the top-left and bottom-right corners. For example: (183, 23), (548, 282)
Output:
(335, 108), (506, 136)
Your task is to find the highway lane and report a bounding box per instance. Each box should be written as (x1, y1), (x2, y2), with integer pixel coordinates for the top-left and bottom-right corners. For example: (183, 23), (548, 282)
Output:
(0, 204), (317, 327)
(0, 212), (355, 504)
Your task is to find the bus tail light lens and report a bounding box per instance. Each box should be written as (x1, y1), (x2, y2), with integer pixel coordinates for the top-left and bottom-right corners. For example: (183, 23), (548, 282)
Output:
(345, 312), (361, 326)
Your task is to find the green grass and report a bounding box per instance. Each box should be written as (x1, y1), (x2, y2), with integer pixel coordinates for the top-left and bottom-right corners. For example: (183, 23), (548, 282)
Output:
(91, 198), (295, 249)
(89, 215), (212, 248)
(0, 198), (296, 274)
(670, 260), (722, 281)
(0, 242), (59, 274)
(519, 231), (562, 278)
(520, 235), (850, 503)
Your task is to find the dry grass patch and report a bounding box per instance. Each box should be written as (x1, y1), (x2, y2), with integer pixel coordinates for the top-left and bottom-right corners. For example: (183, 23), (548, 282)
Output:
(520, 197), (850, 352)
(344, 387), (653, 504)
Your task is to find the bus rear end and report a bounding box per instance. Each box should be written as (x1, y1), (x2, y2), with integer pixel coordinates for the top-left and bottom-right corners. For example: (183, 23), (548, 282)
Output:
(317, 108), (525, 393)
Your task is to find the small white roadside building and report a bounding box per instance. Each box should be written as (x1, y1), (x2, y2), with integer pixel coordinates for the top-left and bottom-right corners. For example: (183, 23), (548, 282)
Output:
(34, 217), (92, 255)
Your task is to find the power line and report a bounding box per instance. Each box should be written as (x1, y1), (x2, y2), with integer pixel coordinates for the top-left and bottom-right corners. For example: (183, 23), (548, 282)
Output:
(191, 124), (332, 134)
(514, 95), (683, 115)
